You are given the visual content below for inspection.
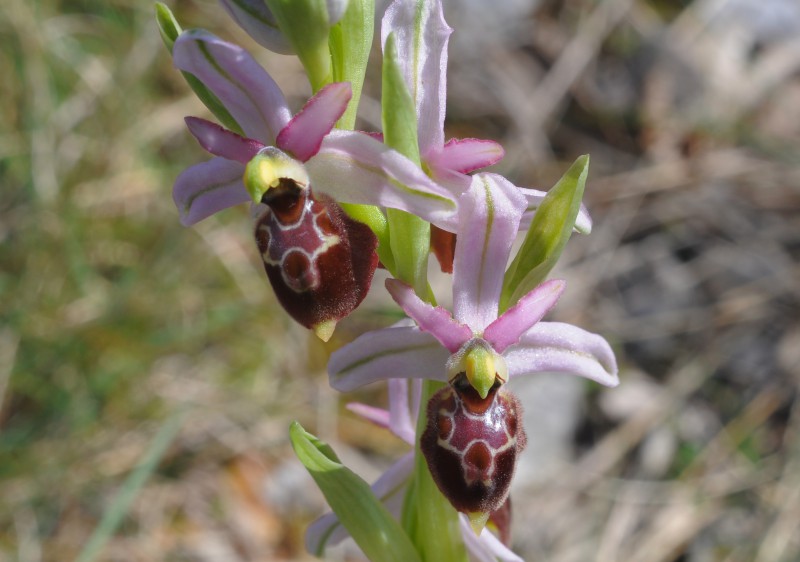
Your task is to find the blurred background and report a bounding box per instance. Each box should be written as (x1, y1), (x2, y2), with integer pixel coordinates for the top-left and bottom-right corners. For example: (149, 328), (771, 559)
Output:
(2, 0), (799, 560)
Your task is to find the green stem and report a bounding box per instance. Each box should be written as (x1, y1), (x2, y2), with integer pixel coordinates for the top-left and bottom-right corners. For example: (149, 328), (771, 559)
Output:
(402, 381), (468, 562)
(381, 31), (430, 297)
(329, 0), (374, 129)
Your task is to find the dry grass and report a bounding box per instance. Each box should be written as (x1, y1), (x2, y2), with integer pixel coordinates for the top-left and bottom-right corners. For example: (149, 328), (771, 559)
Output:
(1, 0), (799, 560)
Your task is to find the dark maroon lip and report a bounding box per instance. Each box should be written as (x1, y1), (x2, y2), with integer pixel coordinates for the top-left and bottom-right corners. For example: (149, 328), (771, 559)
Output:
(421, 379), (527, 516)
(255, 187), (378, 332)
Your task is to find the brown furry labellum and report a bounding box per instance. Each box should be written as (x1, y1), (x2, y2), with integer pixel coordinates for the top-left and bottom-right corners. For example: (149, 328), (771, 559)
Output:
(421, 373), (526, 519)
(254, 178), (378, 340)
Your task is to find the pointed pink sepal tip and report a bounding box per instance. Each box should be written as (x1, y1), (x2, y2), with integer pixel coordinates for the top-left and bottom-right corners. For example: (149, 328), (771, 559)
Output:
(483, 279), (566, 353)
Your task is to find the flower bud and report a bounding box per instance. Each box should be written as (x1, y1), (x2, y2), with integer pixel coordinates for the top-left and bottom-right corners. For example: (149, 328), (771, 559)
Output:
(248, 149), (378, 340)
(421, 373), (526, 532)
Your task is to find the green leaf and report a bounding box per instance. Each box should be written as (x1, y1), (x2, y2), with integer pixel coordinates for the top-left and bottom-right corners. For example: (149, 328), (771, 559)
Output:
(154, 4), (243, 135)
(329, 0), (387, 269)
(154, 2), (180, 51)
(382, 32), (429, 296)
(382, 33), (421, 167)
(329, 0), (374, 130)
(264, 0), (333, 92)
(290, 422), (421, 562)
(501, 155), (590, 310)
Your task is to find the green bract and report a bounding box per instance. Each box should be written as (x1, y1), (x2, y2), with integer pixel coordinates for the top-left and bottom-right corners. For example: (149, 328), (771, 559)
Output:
(501, 155), (590, 310)
(265, 0), (333, 92)
(328, 0), (395, 270)
(329, 0), (374, 130)
(290, 422), (422, 562)
(382, 32), (430, 298)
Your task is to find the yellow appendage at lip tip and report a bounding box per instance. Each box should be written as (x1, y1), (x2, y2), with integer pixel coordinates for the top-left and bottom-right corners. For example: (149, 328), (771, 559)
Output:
(313, 319), (336, 342)
(467, 511), (490, 536)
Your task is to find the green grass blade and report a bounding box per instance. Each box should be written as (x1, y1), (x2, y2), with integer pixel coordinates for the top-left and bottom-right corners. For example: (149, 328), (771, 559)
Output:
(75, 411), (186, 562)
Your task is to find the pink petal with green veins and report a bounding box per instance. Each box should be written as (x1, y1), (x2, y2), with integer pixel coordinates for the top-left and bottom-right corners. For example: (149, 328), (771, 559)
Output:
(452, 173), (527, 332)
(218, 0), (293, 54)
(305, 130), (459, 228)
(346, 403), (391, 430)
(173, 157), (249, 225)
(381, 0), (452, 154)
(184, 117), (264, 164)
(385, 278), (472, 352)
(172, 30), (292, 144)
(328, 324), (450, 391)
(387, 379), (416, 443)
(459, 516), (523, 562)
(426, 138), (505, 174)
(276, 82), (352, 162)
(305, 452), (414, 556)
(503, 321), (619, 387)
(484, 279), (566, 353)
(519, 187), (593, 234)
(346, 379), (415, 444)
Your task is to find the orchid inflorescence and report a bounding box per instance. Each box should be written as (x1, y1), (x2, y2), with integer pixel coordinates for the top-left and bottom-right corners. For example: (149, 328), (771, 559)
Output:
(157, 0), (618, 560)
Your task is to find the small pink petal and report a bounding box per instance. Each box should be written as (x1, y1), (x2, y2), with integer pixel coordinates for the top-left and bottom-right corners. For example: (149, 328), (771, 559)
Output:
(387, 379), (415, 444)
(484, 279), (566, 353)
(385, 278), (472, 353)
(185, 117), (264, 164)
(346, 403), (390, 429)
(426, 138), (505, 174)
(348, 383), (419, 444)
(276, 82), (352, 162)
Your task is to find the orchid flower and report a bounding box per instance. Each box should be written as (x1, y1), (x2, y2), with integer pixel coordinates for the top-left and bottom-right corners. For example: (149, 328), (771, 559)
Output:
(160, 2), (620, 559)
(328, 172), (618, 524)
(170, 30), (460, 338)
(328, 173), (618, 391)
(306, 378), (523, 562)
